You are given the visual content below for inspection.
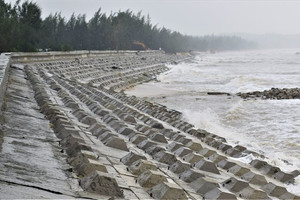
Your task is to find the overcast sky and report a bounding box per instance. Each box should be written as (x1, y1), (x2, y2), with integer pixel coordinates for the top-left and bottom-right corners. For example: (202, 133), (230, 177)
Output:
(5, 0), (300, 36)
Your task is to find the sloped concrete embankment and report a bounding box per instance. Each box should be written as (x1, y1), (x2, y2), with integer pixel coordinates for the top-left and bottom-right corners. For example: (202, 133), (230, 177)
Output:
(0, 53), (11, 152)
(0, 50), (299, 199)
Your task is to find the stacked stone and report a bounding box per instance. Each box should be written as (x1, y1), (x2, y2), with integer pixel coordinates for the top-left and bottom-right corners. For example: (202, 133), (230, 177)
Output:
(238, 87), (300, 100)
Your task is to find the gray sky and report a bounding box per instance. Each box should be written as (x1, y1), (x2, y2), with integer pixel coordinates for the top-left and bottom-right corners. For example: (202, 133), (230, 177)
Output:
(5, 0), (300, 36)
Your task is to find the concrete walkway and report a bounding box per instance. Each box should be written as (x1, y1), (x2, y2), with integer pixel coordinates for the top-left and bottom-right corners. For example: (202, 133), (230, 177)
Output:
(0, 64), (81, 198)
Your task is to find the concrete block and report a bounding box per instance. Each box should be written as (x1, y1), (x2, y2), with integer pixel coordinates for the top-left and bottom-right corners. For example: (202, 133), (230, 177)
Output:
(60, 134), (85, 148)
(228, 165), (250, 177)
(145, 145), (165, 156)
(208, 139), (222, 148)
(168, 160), (191, 174)
(280, 192), (299, 200)
(261, 182), (288, 197)
(93, 127), (110, 138)
(186, 141), (203, 151)
(136, 124), (150, 133)
(199, 148), (217, 157)
(182, 152), (204, 165)
(149, 133), (168, 143)
(68, 150), (97, 167)
(194, 159), (220, 174)
(148, 182), (188, 200)
(204, 188), (236, 200)
(217, 143), (232, 152)
(121, 152), (146, 166)
(95, 109), (109, 117)
(128, 159), (157, 176)
(189, 177), (219, 195)
(130, 135), (147, 145)
(166, 142), (184, 152)
(137, 170), (167, 188)
(187, 128), (197, 135)
(118, 127), (135, 136)
(88, 122), (104, 134)
(80, 171), (124, 197)
(98, 132), (115, 142)
(172, 134), (185, 142)
(73, 109), (87, 121)
(250, 159), (267, 169)
(103, 136), (128, 151)
(217, 160), (236, 170)
(272, 171), (294, 184)
(207, 154), (226, 163)
(222, 177), (249, 193)
(110, 121), (125, 132)
(164, 131), (178, 139)
(153, 151), (177, 165)
(137, 140), (156, 151)
(150, 122), (164, 129)
(260, 164), (281, 176)
(66, 142), (93, 157)
(179, 169), (204, 183)
(224, 147), (243, 158)
(76, 158), (108, 177)
(57, 127), (81, 139)
(234, 145), (247, 152)
(177, 137), (192, 145)
(174, 147), (193, 157)
(124, 115), (136, 124)
(144, 129), (156, 136)
(241, 171), (268, 186)
(238, 187), (268, 199)
(65, 101), (80, 110)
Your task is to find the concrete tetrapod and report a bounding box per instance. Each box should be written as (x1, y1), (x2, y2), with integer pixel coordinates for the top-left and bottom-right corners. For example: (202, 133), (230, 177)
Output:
(121, 152), (147, 166)
(148, 182), (188, 200)
(188, 177), (219, 195)
(80, 170), (124, 197)
(137, 170), (168, 188)
(128, 159), (157, 175)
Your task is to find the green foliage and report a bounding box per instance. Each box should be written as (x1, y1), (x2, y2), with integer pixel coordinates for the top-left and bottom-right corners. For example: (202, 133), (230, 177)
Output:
(0, 0), (256, 53)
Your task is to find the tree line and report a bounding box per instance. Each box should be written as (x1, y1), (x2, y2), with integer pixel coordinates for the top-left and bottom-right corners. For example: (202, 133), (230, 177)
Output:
(0, 0), (256, 53)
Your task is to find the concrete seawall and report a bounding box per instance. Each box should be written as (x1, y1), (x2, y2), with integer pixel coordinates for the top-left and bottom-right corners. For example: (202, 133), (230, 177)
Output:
(10, 50), (163, 63)
(0, 50), (299, 199)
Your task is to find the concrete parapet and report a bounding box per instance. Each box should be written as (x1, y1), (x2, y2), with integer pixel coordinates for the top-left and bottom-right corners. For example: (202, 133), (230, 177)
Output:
(11, 50), (162, 63)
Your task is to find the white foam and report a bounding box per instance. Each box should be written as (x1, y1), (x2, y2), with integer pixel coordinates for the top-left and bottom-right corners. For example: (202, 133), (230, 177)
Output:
(126, 49), (300, 192)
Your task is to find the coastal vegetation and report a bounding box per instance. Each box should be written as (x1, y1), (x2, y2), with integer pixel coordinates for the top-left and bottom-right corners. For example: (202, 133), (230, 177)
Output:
(0, 0), (255, 53)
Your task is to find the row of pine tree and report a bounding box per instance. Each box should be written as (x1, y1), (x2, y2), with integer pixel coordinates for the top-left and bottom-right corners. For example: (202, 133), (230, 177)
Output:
(0, 0), (256, 53)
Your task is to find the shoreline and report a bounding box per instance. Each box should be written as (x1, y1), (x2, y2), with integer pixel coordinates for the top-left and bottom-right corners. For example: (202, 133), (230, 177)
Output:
(0, 50), (299, 199)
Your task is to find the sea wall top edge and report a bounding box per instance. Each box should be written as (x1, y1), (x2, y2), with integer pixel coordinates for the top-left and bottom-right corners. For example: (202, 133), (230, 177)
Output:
(9, 50), (163, 63)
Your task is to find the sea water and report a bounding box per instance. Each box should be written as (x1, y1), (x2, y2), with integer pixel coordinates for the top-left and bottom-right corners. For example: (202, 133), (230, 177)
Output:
(126, 49), (300, 193)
